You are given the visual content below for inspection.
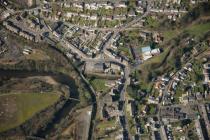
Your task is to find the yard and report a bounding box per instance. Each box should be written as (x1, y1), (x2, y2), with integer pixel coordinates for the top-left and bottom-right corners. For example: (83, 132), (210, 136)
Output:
(0, 92), (60, 132)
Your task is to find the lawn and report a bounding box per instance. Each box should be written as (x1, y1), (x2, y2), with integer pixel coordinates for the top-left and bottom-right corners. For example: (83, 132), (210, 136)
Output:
(0, 93), (60, 132)
(118, 46), (133, 59)
(89, 78), (109, 92)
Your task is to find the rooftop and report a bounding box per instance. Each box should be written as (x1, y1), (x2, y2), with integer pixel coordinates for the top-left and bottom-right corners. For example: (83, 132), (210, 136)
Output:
(141, 46), (151, 53)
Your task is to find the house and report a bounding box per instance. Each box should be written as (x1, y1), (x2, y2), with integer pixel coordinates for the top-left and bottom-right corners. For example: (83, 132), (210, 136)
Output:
(151, 48), (160, 55)
(113, 15), (126, 20)
(112, 33), (121, 42)
(141, 46), (152, 61)
(203, 63), (210, 84)
(148, 96), (159, 104)
(3, 21), (21, 34)
(90, 15), (97, 20)
(19, 30), (36, 42)
(84, 3), (90, 9)
(73, 3), (83, 10)
(105, 2), (114, 9)
(63, 2), (71, 8)
(86, 3), (98, 10)
(141, 46), (151, 53)
(171, 81), (178, 90)
(184, 63), (193, 71)
(127, 9), (136, 17)
(196, 92), (203, 100)
(97, 2), (108, 8)
(142, 105), (149, 114)
(65, 12), (79, 18)
(110, 63), (121, 71)
(43, 36), (57, 46)
(115, 1), (127, 8)
(167, 0), (181, 4)
(142, 51), (153, 60)
(141, 46), (161, 61)
(139, 31), (152, 40)
(80, 14), (89, 19)
(180, 94), (189, 104)
(136, 7), (144, 13)
(3, 21), (37, 42)
(102, 16), (112, 21)
(102, 103), (119, 119)
(153, 32), (164, 43)
(131, 78), (139, 86)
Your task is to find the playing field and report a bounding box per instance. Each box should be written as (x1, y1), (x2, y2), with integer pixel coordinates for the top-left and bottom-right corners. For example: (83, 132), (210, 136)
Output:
(0, 93), (60, 132)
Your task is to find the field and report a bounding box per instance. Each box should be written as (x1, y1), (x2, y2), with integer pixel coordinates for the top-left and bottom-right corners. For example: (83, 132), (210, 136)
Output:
(0, 93), (60, 132)
(163, 21), (210, 41)
(185, 22), (210, 37)
(25, 49), (50, 61)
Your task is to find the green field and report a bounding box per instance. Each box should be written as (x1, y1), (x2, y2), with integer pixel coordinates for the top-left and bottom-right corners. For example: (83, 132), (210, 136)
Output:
(89, 78), (109, 92)
(0, 93), (60, 132)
